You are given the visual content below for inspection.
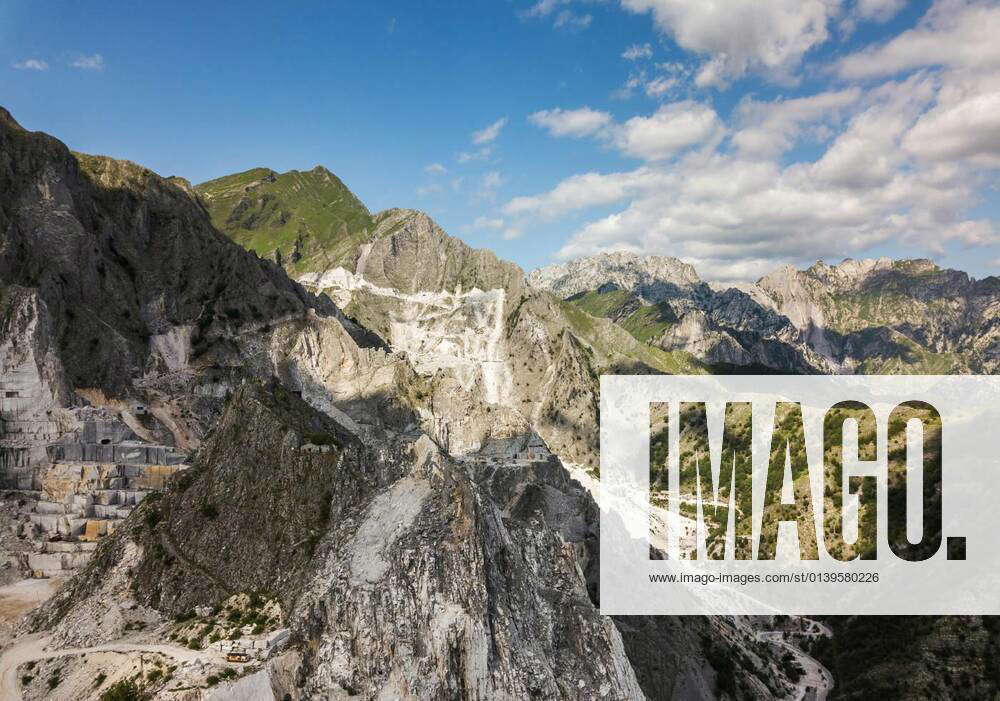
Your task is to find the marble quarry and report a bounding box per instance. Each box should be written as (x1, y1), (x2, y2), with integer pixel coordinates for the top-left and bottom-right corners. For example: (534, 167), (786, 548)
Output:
(2, 405), (188, 578)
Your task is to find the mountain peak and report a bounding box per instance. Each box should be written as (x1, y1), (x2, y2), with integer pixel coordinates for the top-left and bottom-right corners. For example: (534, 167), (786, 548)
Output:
(0, 105), (24, 131)
(195, 165), (372, 273)
(528, 251), (702, 300)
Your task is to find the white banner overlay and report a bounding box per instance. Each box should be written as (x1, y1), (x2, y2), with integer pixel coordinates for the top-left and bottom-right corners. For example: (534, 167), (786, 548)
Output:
(599, 375), (1000, 616)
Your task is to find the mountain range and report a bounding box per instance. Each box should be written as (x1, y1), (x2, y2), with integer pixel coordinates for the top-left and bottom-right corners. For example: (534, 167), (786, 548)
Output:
(1, 107), (998, 700)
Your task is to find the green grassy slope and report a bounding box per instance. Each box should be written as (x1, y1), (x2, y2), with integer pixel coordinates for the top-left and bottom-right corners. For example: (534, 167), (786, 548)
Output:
(195, 166), (373, 274)
(566, 287), (677, 346)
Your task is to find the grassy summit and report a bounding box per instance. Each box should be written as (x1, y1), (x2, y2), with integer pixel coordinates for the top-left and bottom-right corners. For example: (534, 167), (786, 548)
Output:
(195, 166), (373, 274)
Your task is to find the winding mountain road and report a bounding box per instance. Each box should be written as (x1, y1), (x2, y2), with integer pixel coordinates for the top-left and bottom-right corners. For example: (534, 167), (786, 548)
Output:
(0, 633), (218, 701)
(759, 626), (835, 701)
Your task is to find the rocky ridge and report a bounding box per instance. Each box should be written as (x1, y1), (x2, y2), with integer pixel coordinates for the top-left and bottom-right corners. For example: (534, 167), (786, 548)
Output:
(530, 252), (1000, 374)
(0, 108), (795, 699)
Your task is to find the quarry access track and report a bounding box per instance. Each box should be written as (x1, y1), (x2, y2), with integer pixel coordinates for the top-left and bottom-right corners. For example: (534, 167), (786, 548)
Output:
(0, 633), (219, 700)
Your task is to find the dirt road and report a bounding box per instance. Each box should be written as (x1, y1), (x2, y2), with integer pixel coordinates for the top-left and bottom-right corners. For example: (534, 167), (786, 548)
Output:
(0, 633), (219, 701)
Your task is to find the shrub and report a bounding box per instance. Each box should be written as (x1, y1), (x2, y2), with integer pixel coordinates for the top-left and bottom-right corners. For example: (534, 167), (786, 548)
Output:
(100, 679), (145, 701)
(21, 675), (33, 686)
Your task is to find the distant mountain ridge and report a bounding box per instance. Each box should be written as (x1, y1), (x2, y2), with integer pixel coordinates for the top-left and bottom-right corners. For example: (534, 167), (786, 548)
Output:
(530, 251), (1000, 374)
(6, 106), (1000, 699)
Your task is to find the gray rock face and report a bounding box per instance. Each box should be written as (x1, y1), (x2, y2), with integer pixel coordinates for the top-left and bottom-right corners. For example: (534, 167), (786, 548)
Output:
(301, 212), (611, 470)
(357, 209), (527, 298)
(530, 252), (823, 372)
(0, 288), (65, 489)
(530, 252), (701, 302)
(530, 252), (1000, 375)
(6, 108), (788, 700)
(753, 258), (1000, 373)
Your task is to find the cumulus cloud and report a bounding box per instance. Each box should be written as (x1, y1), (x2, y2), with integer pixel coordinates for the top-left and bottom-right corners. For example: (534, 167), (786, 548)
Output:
(424, 163), (448, 175)
(621, 0), (837, 86)
(528, 101), (723, 161)
(505, 168), (671, 217)
(809, 73), (937, 189)
(71, 53), (104, 70)
(529, 107), (613, 137)
(838, 0), (1000, 79)
(507, 72), (1000, 281)
(622, 43), (653, 61)
(902, 71), (1000, 168)
(732, 87), (862, 158)
(472, 117), (508, 145)
(12, 58), (48, 71)
(507, 0), (1000, 280)
(613, 101), (724, 160)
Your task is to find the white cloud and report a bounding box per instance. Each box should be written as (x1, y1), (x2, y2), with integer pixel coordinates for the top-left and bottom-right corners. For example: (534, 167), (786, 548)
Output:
(474, 215), (505, 230)
(476, 171), (506, 202)
(424, 163), (448, 175)
(554, 10), (592, 29)
(902, 71), (1000, 168)
(416, 183), (444, 197)
(522, 0), (592, 30)
(12, 58), (48, 71)
(472, 117), (508, 145)
(621, 0), (838, 86)
(613, 101), (724, 160)
(503, 226), (524, 240)
(483, 171), (504, 189)
(644, 75), (677, 97)
(529, 101), (724, 161)
(622, 43), (653, 61)
(458, 146), (493, 163)
(71, 54), (104, 70)
(732, 87), (862, 158)
(809, 73), (937, 189)
(506, 74), (1000, 281)
(523, 0), (569, 17)
(838, 0), (1000, 79)
(529, 107), (613, 137)
(855, 0), (906, 22)
(613, 71), (646, 99)
(504, 168), (670, 217)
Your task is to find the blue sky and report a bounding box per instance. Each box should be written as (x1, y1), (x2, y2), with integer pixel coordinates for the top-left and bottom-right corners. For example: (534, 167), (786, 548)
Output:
(3, 0), (998, 283)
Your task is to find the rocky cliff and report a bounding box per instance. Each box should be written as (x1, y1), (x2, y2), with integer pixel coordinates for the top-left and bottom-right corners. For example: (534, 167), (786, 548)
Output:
(753, 258), (1000, 373)
(0, 108), (792, 699)
(530, 252), (1000, 375)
